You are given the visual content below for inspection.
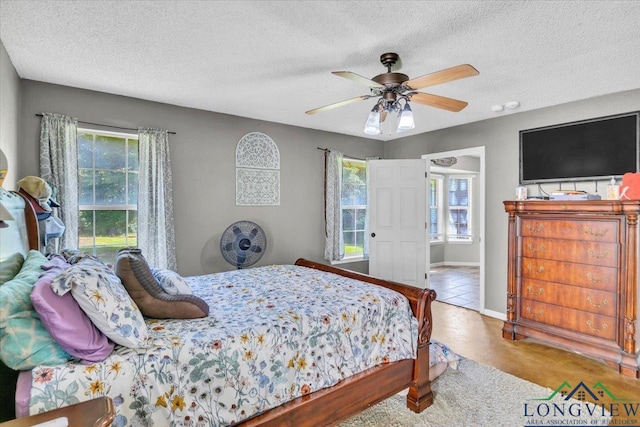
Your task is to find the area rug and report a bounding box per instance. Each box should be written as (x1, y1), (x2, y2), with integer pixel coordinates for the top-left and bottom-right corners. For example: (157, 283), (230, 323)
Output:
(340, 358), (612, 427)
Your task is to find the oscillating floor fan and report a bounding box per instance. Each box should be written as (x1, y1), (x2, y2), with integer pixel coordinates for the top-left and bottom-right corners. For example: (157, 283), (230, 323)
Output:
(220, 221), (267, 269)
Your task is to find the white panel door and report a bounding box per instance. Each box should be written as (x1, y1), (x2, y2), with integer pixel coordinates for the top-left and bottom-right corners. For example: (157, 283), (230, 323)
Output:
(368, 159), (428, 288)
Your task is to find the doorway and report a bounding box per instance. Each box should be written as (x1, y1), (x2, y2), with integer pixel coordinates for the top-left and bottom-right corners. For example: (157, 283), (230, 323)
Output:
(423, 147), (485, 312)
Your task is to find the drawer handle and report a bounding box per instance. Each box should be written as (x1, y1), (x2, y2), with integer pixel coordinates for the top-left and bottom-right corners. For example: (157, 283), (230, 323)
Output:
(584, 227), (608, 237)
(526, 243), (546, 253)
(526, 285), (544, 296)
(586, 295), (609, 308)
(586, 272), (609, 284)
(525, 306), (545, 318)
(526, 224), (544, 233)
(586, 320), (608, 333)
(587, 249), (610, 260)
(526, 264), (545, 274)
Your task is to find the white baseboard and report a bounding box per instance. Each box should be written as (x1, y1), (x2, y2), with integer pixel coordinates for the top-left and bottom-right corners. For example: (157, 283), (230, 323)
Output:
(482, 308), (507, 321)
(430, 262), (480, 268)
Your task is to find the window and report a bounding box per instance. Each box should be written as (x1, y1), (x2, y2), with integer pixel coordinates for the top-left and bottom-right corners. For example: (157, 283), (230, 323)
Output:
(341, 159), (367, 258)
(447, 176), (473, 242)
(77, 129), (138, 263)
(429, 175), (444, 242)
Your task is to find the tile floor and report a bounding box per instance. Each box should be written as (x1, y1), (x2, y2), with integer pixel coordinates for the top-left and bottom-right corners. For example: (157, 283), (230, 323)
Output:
(428, 265), (480, 311)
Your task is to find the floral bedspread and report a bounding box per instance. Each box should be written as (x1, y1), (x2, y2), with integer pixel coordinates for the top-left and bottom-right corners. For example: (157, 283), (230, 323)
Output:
(27, 264), (418, 426)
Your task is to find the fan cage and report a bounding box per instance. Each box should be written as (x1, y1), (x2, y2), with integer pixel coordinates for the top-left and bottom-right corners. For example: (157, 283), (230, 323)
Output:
(220, 221), (267, 269)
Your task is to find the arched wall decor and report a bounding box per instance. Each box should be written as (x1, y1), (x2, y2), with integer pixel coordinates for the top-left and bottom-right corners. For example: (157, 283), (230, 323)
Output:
(236, 132), (280, 205)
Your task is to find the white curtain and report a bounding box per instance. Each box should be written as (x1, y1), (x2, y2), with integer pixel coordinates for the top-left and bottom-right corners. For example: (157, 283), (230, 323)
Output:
(39, 113), (78, 252)
(324, 150), (344, 261)
(137, 127), (177, 270)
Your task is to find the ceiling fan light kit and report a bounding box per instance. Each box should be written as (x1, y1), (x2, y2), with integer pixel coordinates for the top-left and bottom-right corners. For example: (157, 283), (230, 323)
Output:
(306, 52), (478, 136)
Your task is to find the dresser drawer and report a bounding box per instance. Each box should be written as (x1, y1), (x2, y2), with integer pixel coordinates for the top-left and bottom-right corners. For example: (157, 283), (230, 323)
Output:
(519, 299), (616, 341)
(520, 278), (616, 317)
(520, 257), (618, 291)
(520, 218), (618, 243)
(522, 237), (619, 268)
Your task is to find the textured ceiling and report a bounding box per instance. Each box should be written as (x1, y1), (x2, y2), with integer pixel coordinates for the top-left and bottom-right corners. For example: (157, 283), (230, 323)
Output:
(1, 1), (639, 141)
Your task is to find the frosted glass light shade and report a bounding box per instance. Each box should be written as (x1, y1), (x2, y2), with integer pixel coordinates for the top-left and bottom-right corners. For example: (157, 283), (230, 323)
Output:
(363, 110), (381, 135)
(396, 104), (415, 132)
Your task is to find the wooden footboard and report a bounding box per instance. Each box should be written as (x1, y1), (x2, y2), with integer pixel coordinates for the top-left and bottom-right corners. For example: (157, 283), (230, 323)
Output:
(238, 259), (437, 426)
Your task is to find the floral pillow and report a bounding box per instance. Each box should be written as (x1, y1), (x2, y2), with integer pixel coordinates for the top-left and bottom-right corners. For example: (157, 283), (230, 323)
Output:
(50, 257), (149, 349)
(151, 268), (192, 295)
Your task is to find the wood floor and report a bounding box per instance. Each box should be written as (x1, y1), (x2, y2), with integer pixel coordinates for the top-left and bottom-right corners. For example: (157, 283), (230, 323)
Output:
(431, 300), (640, 425)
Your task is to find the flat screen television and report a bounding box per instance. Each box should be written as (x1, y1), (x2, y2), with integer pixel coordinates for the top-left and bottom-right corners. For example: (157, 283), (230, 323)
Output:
(519, 112), (639, 184)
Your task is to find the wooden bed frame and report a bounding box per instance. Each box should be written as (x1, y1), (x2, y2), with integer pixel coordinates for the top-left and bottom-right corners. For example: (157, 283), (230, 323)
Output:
(0, 190), (437, 426)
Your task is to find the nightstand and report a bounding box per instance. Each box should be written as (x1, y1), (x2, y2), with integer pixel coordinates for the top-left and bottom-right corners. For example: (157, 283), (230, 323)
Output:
(0, 397), (114, 427)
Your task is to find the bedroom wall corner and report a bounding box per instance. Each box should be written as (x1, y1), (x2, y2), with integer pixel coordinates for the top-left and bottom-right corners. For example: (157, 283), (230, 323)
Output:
(0, 38), (21, 190)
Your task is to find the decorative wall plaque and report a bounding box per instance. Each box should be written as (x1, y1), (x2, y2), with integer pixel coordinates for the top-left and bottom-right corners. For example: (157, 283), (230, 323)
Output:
(235, 132), (280, 205)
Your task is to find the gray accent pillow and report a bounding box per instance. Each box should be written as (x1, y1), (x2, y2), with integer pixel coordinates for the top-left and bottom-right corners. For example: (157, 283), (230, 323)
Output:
(115, 248), (209, 319)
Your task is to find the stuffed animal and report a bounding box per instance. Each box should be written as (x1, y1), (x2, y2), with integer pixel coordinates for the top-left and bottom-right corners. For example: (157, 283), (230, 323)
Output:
(619, 172), (640, 200)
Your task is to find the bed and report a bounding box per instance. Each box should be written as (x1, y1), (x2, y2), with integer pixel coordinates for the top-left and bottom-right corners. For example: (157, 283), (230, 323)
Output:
(0, 188), (438, 426)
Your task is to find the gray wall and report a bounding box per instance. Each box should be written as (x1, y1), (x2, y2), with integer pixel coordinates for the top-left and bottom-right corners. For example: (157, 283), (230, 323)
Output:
(0, 40), (21, 190)
(385, 88), (640, 314)
(17, 80), (384, 276)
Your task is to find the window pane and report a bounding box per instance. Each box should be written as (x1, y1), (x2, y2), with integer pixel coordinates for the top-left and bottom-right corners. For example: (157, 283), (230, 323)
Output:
(448, 209), (469, 235)
(95, 171), (126, 205)
(354, 231), (365, 254)
(95, 135), (126, 170)
(342, 209), (355, 231)
(128, 139), (139, 170)
(128, 172), (138, 205)
(449, 178), (469, 206)
(430, 208), (438, 234)
(341, 163), (366, 205)
(93, 210), (127, 264)
(355, 208), (366, 230)
(78, 210), (95, 254)
(128, 210), (138, 244)
(344, 231), (356, 248)
(79, 169), (94, 205)
(78, 133), (94, 169)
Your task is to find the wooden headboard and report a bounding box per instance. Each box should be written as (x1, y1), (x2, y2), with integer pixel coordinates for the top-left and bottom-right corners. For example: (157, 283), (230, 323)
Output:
(0, 189), (40, 422)
(0, 188), (39, 260)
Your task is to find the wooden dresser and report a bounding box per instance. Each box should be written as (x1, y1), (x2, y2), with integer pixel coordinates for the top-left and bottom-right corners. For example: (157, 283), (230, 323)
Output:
(503, 200), (639, 378)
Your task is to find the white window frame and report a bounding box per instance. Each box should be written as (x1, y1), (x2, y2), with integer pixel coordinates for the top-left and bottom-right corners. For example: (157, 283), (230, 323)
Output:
(77, 128), (139, 258)
(429, 174), (444, 243)
(447, 175), (474, 243)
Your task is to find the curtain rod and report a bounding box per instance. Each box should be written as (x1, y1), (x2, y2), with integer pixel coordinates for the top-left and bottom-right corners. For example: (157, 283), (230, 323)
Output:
(35, 113), (177, 135)
(316, 147), (365, 161)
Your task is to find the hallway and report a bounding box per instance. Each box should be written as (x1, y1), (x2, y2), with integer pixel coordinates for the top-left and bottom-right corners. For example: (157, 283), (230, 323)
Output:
(429, 266), (480, 311)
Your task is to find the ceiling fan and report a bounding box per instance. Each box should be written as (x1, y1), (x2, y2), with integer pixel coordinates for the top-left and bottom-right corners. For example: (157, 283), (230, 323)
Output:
(305, 53), (479, 135)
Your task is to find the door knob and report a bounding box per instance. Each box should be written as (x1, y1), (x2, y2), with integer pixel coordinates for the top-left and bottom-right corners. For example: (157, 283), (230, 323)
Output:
(371, 233), (376, 238)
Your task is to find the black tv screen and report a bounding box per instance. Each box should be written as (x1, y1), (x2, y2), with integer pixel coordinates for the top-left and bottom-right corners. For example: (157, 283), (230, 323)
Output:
(520, 112), (639, 184)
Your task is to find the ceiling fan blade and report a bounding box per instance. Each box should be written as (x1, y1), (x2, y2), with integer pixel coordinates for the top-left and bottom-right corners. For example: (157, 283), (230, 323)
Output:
(332, 71), (385, 89)
(403, 64), (479, 91)
(305, 95), (372, 115)
(408, 92), (469, 112)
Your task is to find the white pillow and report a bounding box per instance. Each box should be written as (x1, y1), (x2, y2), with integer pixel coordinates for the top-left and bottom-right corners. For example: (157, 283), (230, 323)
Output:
(50, 258), (149, 349)
(151, 268), (192, 295)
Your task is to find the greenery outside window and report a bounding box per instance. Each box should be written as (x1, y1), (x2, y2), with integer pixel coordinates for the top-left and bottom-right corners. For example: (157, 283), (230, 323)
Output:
(429, 175), (444, 242)
(341, 159), (367, 258)
(447, 176), (473, 242)
(78, 129), (138, 263)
